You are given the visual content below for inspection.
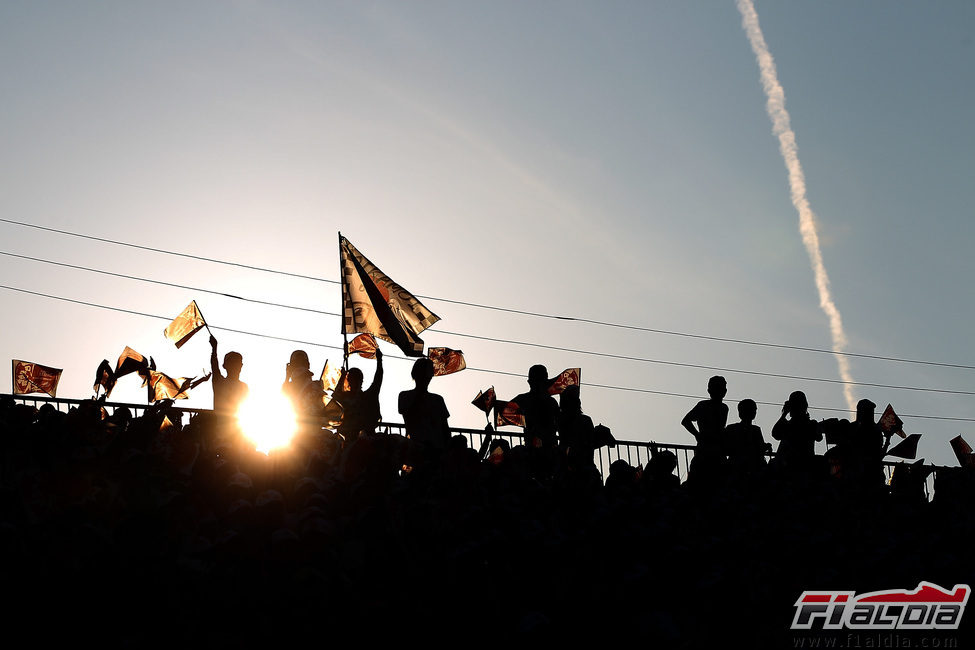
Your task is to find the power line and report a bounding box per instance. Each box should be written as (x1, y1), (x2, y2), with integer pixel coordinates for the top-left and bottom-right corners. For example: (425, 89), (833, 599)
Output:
(4, 216), (974, 371)
(0, 250), (340, 317)
(3, 249), (974, 397)
(2, 282), (975, 424)
(435, 329), (975, 397)
(0, 217), (332, 283)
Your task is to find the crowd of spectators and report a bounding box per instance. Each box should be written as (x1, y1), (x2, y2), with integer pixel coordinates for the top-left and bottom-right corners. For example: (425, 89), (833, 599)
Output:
(2, 386), (975, 647)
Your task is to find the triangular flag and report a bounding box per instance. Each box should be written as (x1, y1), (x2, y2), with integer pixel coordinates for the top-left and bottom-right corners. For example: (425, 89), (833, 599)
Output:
(886, 433), (922, 460)
(339, 235), (439, 357)
(548, 368), (581, 395)
(494, 400), (525, 428)
(115, 346), (150, 379)
(347, 333), (378, 359)
(471, 386), (496, 414)
(949, 435), (974, 468)
(164, 301), (207, 349)
(428, 347), (466, 376)
(879, 404), (907, 439)
(12, 359), (62, 397)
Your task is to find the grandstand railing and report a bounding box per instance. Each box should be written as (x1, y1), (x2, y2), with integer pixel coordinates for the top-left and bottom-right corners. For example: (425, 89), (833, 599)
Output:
(3, 394), (945, 496)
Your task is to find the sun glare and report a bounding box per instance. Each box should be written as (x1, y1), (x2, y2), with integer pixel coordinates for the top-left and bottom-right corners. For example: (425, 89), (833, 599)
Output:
(236, 390), (298, 455)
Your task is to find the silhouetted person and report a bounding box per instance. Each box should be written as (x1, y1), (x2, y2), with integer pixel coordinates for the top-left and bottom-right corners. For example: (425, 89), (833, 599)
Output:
(556, 384), (601, 486)
(771, 390), (822, 478)
(512, 364), (560, 450)
(511, 364), (560, 481)
(724, 398), (769, 477)
(282, 349), (323, 416)
(682, 375), (729, 482)
(210, 335), (249, 416)
(836, 398), (890, 492)
(398, 357), (450, 453)
(642, 443), (681, 496)
(333, 346), (384, 441)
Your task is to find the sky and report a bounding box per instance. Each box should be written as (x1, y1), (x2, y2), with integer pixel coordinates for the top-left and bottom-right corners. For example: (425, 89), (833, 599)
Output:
(1, 1), (974, 469)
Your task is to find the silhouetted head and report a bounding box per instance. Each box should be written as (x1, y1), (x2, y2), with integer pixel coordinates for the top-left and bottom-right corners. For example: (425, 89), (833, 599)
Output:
(411, 357), (435, 388)
(289, 350), (310, 371)
(528, 364), (549, 392)
(856, 398), (876, 424)
(787, 391), (808, 416)
(707, 375), (727, 400)
(224, 352), (243, 377)
(738, 398), (757, 422)
(560, 384), (581, 413)
(347, 367), (364, 392)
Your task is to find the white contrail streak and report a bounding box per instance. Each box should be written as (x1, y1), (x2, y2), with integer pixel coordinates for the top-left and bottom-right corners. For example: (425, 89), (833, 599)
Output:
(736, 0), (856, 412)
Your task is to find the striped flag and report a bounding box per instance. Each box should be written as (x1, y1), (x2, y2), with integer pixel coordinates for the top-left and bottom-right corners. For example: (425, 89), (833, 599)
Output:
(340, 235), (439, 357)
(164, 301), (207, 349)
(12, 359), (62, 397)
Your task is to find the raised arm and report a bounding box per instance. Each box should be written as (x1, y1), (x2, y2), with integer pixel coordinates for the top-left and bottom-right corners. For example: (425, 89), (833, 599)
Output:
(209, 335), (222, 380)
(371, 346), (384, 392)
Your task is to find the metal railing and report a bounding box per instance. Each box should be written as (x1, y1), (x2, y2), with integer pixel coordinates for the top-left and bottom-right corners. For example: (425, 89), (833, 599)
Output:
(2, 394), (948, 497)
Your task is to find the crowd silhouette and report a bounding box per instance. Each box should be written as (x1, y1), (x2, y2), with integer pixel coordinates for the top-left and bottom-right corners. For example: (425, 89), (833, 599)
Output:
(3, 354), (975, 647)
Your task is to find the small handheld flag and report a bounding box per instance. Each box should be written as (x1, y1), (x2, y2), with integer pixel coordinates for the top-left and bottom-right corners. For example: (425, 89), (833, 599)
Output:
(12, 360), (62, 397)
(347, 333), (378, 359)
(428, 347), (466, 376)
(164, 301), (208, 349)
(548, 368), (581, 395)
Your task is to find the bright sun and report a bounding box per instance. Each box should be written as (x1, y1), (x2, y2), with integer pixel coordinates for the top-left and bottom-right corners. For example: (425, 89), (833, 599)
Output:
(236, 390), (298, 455)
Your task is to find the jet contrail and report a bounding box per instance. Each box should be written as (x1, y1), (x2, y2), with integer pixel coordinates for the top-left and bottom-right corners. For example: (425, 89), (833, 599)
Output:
(736, 0), (856, 412)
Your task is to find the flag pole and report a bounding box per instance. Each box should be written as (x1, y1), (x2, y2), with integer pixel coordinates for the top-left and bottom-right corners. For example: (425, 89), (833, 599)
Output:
(338, 231), (349, 370)
(195, 300), (214, 337)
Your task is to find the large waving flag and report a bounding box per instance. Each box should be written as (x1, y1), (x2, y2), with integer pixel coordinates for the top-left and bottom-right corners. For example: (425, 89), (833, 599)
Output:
(12, 360), (62, 397)
(428, 347), (466, 376)
(164, 301), (207, 349)
(339, 235), (440, 357)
